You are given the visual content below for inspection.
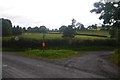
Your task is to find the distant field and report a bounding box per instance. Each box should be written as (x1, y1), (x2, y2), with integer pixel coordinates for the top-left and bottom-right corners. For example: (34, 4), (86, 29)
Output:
(19, 32), (109, 40)
(2, 31), (110, 40)
(19, 33), (63, 39)
(76, 31), (109, 37)
(75, 35), (109, 40)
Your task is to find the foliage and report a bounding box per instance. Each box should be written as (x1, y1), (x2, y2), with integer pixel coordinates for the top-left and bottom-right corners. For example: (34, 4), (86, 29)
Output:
(1, 18), (13, 36)
(12, 25), (22, 35)
(76, 23), (86, 31)
(91, 1), (120, 40)
(27, 26), (48, 33)
(59, 25), (67, 33)
(2, 36), (117, 50)
(91, 1), (120, 26)
(112, 49), (120, 66)
(87, 24), (97, 30)
(18, 49), (82, 59)
(109, 29), (120, 44)
(39, 25), (47, 33)
(63, 25), (75, 38)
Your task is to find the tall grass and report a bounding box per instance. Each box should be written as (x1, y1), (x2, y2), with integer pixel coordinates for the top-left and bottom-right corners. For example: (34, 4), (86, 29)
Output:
(112, 49), (120, 66)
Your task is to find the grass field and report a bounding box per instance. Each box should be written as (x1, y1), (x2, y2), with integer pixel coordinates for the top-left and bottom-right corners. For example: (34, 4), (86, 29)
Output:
(18, 32), (109, 40)
(2, 31), (110, 40)
(19, 33), (63, 39)
(76, 31), (109, 36)
(75, 35), (109, 40)
(18, 49), (83, 59)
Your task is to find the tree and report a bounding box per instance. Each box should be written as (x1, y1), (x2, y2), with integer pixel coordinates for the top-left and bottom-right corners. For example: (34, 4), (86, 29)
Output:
(87, 25), (92, 30)
(90, 1), (120, 26)
(63, 25), (75, 38)
(39, 25), (47, 33)
(1, 18), (13, 36)
(12, 25), (22, 35)
(22, 27), (27, 33)
(59, 25), (67, 33)
(90, 1), (120, 39)
(27, 27), (32, 33)
(76, 23), (86, 31)
(33, 26), (39, 33)
(92, 24), (97, 30)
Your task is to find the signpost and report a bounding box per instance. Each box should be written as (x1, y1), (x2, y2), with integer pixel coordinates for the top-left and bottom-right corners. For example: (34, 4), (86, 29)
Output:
(42, 33), (46, 53)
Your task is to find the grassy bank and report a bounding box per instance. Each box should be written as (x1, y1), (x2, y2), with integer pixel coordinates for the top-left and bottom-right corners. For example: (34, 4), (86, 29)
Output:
(112, 49), (120, 66)
(17, 49), (83, 59)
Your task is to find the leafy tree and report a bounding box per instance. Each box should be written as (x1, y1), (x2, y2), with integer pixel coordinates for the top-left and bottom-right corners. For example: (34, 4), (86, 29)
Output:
(22, 27), (27, 33)
(2, 18), (13, 36)
(12, 25), (22, 35)
(63, 25), (75, 38)
(90, 1), (120, 39)
(33, 26), (39, 33)
(87, 25), (93, 30)
(90, 1), (120, 26)
(59, 25), (67, 33)
(87, 24), (97, 30)
(92, 24), (97, 30)
(27, 27), (32, 33)
(39, 25), (47, 33)
(54, 29), (58, 32)
(100, 24), (111, 31)
(76, 23), (86, 31)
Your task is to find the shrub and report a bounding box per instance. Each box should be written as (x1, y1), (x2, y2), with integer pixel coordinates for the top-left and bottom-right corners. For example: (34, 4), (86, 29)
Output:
(63, 25), (75, 38)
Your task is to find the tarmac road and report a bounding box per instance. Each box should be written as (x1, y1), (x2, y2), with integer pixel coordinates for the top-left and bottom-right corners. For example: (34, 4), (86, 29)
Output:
(2, 51), (119, 79)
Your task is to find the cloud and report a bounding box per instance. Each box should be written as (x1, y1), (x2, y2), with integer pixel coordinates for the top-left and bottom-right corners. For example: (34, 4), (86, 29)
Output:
(0, 0), (102, 29)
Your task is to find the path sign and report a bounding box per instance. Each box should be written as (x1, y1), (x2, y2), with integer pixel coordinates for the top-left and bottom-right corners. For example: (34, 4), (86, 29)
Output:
(42, 41), (46, 48)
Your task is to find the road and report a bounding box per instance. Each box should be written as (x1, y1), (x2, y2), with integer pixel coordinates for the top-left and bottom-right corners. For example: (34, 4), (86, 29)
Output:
(2, 51), (119, 78)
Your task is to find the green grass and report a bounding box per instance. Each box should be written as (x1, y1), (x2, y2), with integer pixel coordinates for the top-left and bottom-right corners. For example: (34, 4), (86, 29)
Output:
(75, 35), (109, 40)
(72, 46), (115, 51)
(2, 36), (12, 40)
(2, 31), (110, 40)
(18, 49), (83, 59)
(76, 31), (109, 36)
(19, 33), (63, 40)
(18, 33), (109, 40)
(112, 49), (120, 66)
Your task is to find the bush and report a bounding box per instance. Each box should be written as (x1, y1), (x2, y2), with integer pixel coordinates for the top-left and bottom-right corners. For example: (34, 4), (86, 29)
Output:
(63, 25), (75, 38)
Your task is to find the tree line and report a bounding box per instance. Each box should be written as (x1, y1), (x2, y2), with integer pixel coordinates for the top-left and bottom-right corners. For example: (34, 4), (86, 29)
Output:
(1, 18), (100, 37)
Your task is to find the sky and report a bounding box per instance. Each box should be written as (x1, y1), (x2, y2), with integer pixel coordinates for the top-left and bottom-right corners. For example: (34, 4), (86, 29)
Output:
(0, 0), (103, 29)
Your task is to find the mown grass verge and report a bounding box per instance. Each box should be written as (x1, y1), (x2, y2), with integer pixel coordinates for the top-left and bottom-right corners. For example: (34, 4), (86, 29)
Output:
(17, 49), (84, 59)
(112, 49), (120, 66)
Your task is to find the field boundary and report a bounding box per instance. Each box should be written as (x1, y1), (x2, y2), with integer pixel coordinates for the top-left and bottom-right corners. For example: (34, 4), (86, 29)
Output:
(75, 33), (108, 38)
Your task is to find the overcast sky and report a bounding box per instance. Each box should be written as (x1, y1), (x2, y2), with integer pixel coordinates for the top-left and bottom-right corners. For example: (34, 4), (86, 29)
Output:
(0, 0), (103, 29)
